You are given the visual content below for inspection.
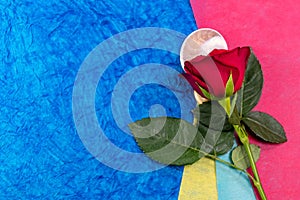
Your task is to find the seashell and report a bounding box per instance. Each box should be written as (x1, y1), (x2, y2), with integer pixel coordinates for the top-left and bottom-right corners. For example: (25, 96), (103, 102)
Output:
(180, 28), (228, 69)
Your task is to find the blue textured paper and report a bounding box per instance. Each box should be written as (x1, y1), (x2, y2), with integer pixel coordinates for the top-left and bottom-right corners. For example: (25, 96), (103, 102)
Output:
(0, 0), (197, 199)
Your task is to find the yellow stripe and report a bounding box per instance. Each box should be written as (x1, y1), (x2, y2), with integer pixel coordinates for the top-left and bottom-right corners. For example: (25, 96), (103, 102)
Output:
(178, 158), (218, 200)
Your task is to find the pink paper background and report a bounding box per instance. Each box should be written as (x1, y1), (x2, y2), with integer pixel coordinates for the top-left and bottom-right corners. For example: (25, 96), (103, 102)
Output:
(191, 0), (300, 199)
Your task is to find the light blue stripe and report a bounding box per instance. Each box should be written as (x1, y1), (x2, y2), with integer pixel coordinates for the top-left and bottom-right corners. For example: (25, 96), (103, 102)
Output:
(216, 141), (256, 200)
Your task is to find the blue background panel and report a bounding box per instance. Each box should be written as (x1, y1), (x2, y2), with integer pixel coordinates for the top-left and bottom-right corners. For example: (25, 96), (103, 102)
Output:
(0, 0), (197, 199)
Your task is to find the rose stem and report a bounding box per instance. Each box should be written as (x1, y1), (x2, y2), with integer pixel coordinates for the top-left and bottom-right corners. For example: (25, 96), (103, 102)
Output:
(221, 98), (267, 200)
(234, 125), (267, 200)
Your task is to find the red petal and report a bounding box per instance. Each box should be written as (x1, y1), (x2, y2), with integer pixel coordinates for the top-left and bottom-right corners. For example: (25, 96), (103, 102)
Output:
(211, 47), (251, 92)
(183, 47), (251, 98)
(209, 49), (229, 56)
(184, 57), (226, 98)
(180, 73), (206, 98)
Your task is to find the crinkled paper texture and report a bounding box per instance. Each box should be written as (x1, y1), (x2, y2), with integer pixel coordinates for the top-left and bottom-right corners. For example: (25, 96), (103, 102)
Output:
(0, 0), (197, 199)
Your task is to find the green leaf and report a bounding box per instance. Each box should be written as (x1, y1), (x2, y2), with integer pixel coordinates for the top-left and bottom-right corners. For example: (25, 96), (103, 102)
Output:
(225, 73), (234, 97)
(231, 144), (261, 170)
(229, 106), (242, 125)
(193, 101), (234, 155)
(129, 117), (208, 165)
(228, 94), (242, 125)
(197, 83), (211, 99)
(242, 111), (287, 143)
(211, 129), (235, 155)
(229, 93), (238, 118)
(236, 50), (263, 115)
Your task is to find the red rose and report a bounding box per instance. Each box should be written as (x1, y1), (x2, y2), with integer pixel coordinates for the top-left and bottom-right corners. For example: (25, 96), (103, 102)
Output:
(182, 47), (251, 99)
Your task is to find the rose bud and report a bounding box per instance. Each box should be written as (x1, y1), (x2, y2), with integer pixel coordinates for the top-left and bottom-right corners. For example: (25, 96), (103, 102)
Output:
(182, 47), (251, 100)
